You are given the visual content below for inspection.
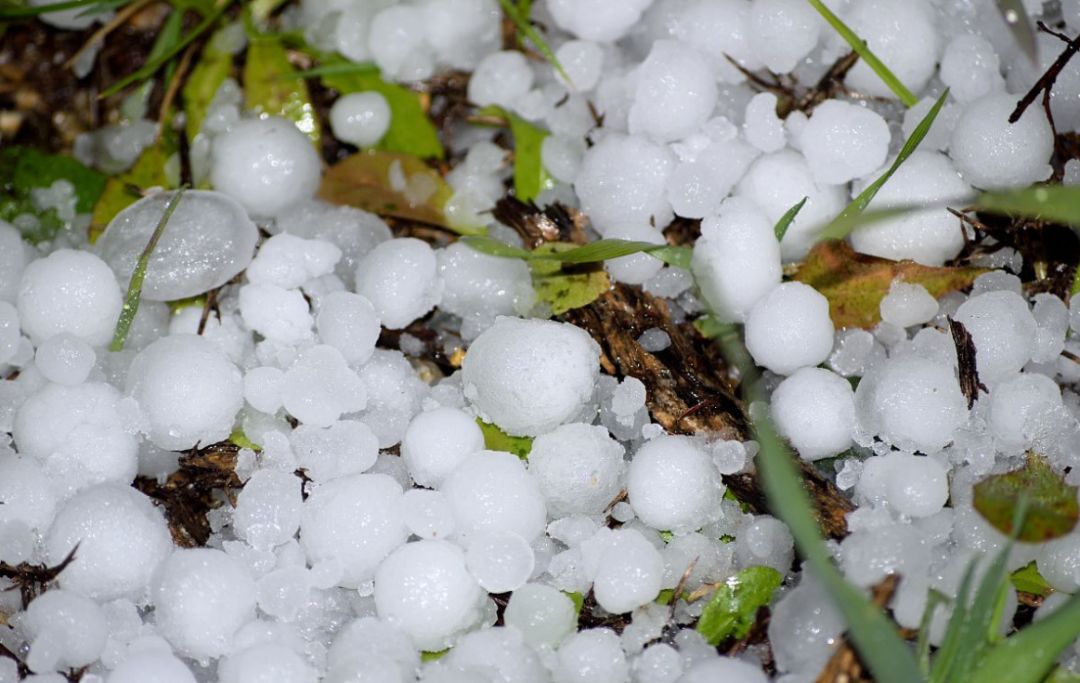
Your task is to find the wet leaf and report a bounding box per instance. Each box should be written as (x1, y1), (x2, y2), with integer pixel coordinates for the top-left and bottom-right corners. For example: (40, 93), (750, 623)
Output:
(973, 453), (1079, 543)
(476, 105), (551, 201)
(476, 418), (533, 459)
(1010, 562), (1052, 598)
(89, 139), (178, 242)
(696, 565), (782, 646)
(322, 61), (444, 160)
(182, 25), (235, 141)
(792, 241), (988, 329)
(318, 150), (482, 234)
(531, 242), (611, 315)
(244, 34), (321, 145)
(0, 146), (106, 215)
(421, 649), (448, 662)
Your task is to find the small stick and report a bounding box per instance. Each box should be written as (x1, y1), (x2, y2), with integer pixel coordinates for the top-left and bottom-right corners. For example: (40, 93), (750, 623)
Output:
(63, 0), (155, 71)
(1009, 23), (1080, 123)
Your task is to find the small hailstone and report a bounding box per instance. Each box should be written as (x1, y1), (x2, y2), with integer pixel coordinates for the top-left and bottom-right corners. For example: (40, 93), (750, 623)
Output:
(880, 281), (939, 328)
(629, 41), (718, 143)
(441, 450), (547, 542)
(273, 201), (392, 281)
(374, 540), (484, 651)
(315, 291), (380, 366)
(243, 366), (284, 414)
(603, 223), (666, 286)
(291, 420), (379, 482)
(218, 642), (317, 683)
(734, 515), (794, 575)
(970, 270), (1022, 297)
(627, 435), (724, 534)
(233, 469), (303, 550)
(638, 328), (671, 352)
(437, 241), (535, 323)
(246, 234), (341, 290)
(743, 93), (786, 152)
(127, 334), (243, 450)
(462, 317), (600, 436)
(33, 333), (96, 386)
(542, 135), (586, 183)
(0, 455), (56, 531)
(855, 354), (966, 453)
(465, 530), (535, 593)
(355, 237), (441, 329)
(771, 367), (855, 461)
(45, 484), (172, 601)
(901, 96), (961, 152)
(107, 651), (196, 683)
(401, 407), (485, 488)
(467, 51), (534, 109)
(555, 40), (604, 90)
(882, 453), (949, 517)
(402, 488), (456, 539)
(841, 522), (931, 588)
(21, 589), (107, 673)
(528, 423), (626, 517)
(547, 0), (652, 42)
(17, 249), (122, 346)
(691, 198), (782, 322)
(745, 282), (835, 376)
(592, 528), (664, 614)
(769, 577), (844, 674)
(300, 473), (408, 588)
(747, 0), (822, 74)
(97, 190), (258, 301)
(152, 548), (257, 660)
(0, 303), (18, 366)
(329, 92), (391, 147)
(239, 283), (313, 345)
(0, 221), (28, 303)
(505, 583), (577, 648)
(801, 99), (890, 185)
(843, 0), (940, 100)
(666, 136), (761, 219)
(940, 34), (1004, 104)
(553, 628), (629, 683)
(281, 345), (367, 427)
(441, 626), (549, 682)
(210, 117), (321, 218)
(574, 134), (675, 234)
(355, 349), (428, 447)
(989, 372), (1065, 452)
(954, 290), (1038, 384)
(1032, 293), (1069, 364)
(633, 643), (683, 683)
(679, 657), (768, 683)
(950, 92), (1053, 190)
(664, 0), (761, 84)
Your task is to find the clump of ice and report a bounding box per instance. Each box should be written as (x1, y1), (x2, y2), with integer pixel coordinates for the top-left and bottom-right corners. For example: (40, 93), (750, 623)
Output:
(747, 0), (822, 74)
(437, 241), (535, 330)
(462, 317), (600, 436)
(468, 51), (534, 110)
(441, 449), (547, 542)
(954, 290), (1037, 384)
(17, 249), (122, 346)
(627, 435), (723, 534)
(940, 34), (1004, 104)
(574, 134), (674, 234)
(280, 345), (367, 427)
(950, 92), (1053, 190)
(273, 201), (392, 281)
(629, 41), (717, 143)
(771, 367), (855, 461)
(880, 281), (939, 328)
(246, 233), (341, 290)
(842, 0), (941, 99)
(330, 92), (391, 147)
(989, 372), (1066, 453)
(465, 529), (535, 593)
(801, 99), (890, 185)
(504, 583), (577, 648)
(356, 237), (442, 329)
(529, 422), (625, 517)
(315, 291), (381, 365)
(0, 454), (56, 532)
(591, 528), (664, 614)
(553, 628), (629, 683)
(548, 0), (652, 42)
(745, 282), (835, 375)
(233, 469), (303, 550)
(210, 117), (322, 218)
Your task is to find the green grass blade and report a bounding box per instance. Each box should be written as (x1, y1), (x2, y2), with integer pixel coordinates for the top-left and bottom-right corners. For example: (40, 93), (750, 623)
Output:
(929, 560), (977, 683)
(969, 591), (1080, 683)
(461, 236), (693, 269)
(916, 590), (948, 677)
(0, 0), (99, 19)
(496, 0), (572, 87)
(819, 88), (949, 241)
(976, 185), (1080, 229)
(774, 196), (808, 241)
(805, 0), (917, 106)
(109, 189), (186, 352)
(994, 0), (1037, 64)
(948, 548), (1013, 680)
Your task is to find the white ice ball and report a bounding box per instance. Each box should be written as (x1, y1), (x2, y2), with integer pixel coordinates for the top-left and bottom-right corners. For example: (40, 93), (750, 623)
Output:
(324, 617), (418, 683)
(882, 453), (949, 518)
(127, 334), (243, 450)
(529, 422), (626, 517)
(400, 407), (485, 488)
(0, 302), (19, 366)
(330, 92), (392, 147)
(950, 93), (1053, 190)
(954, 290), (1037, 384)
(679, 657), (768, 683)
(801, 99), (890, 185)
(602, 223), (666, 286)
(771, 367), (855, 461)
(747, 0), (822, 74)
(402, 488), (456, 540)
(743, 93), (786, 153)
(735, 515), (794, 575)
(441, 450), (547, 542)
(555, 40), (604, 90)
(355, 237), (441, 330)
(152, 548), (257, 660)
(280, 345), (367, 427)
(316, 291), (381, 366)
(940, 34), (1004, 104)
(547, 0), (652, 42)
(843, 0), (940, 100)
(34, 333), (96, 386)
(218, 642), (317, 683)
(374, 539), (484, 651)
(0, 455), (56, 532)
(467, 51), (534, 109)
(442, 626), (549, 683)
(437, 241), (535, 322)
(465, 530), (535, 593)
(246, 233), (341, 290)
(462, 317), (600, 437)
(592, 528), (664, 614)
(17, 249), (122, 346)
(745, 282), (835, 376)
(233, 469), (303, 550)
(880, 281), (939, 328)
(553, 628), (629, 683)
(629, 40), (718, 143)
(504, 583), (577, 648)
(988, 372), (1065, 452)
(290, 419), (380, 482)
(627, 435), (723, 534)
(574, 134), (675, 234)
(210, 117), (321, 218)
(22, 589), (107, 672)
(238, 283), (313, 345)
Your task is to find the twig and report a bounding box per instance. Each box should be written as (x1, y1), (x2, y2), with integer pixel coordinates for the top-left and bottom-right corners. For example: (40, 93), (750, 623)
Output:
(1009, 23), (1080, 123)
(156, 40), (198, 140)
(63, 0), (156, 71)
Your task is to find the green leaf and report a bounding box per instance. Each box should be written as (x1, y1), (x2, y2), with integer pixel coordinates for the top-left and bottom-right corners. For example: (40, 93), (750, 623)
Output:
(243, 34), (321, 145)
(476, 418), (533, 459)
(228, 426), (263, 452)
(929, 559), (978, 683)
(495, 0), (571, 86)
(994, 0), (1037, 65)
(421, 649), (448, 662)
(0, 146), (106, 215)
(805, 0), (917, 106)
(90, 139), (178, 242)
(1010, 562), (1052, 598)
(695, 566), (782, 646)
(476, 105), (551, 201)
(566, 591), (584, 617)
(110, 189), (187, 352)
(0, 0), (99, 19)
(655, 588), (676, 605)
(774, 196), (807, 242)
(820, 88), (949, 241)
(973, 454), (1079, 543)
(460, 236), (693, 270)
(976, 185), (1080, 229)
(530, 242), (611, 314)
(182, 25), (235, 141)
(321, 60), (444, 160)
(1047, 666), (1080, 683)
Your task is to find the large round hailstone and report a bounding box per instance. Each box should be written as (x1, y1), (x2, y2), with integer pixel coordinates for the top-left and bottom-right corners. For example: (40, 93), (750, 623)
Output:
(13, 381), (138, 494)
(17, 249), (122, 346)
(316, 291), (381, 366)
(843, 0), (940, 100)
(467, 51), (534, 109)
(989, 372), (1065, 452)
(374, 540), (485, 651)
(108, 651), (197, 683)
(771, 367), (855, 461)
(96, 190), (258, 301)
(592, 528), (664, 614)
(280, 345), (368, 427)
(437, 241), (535, 323)
(954, 290), (1037, 384)
(940, 34), (1003, 104)
(368, 5), (434, 82)
(400, 407), (485, 488)
(0, 455), (56, 532)
(210, 116), (321, 218)
(747, 0), (822, 74)
(0, 220), (28, 303)
(629, 40), (718, 143)
(355, 237), (441, 329)
(465, 530), (535, 593)
(324, 617), (419, 683)
(329, 91), (392, 148)
(233, 469), (303, 551)
(950, 93), (1053, 190)
(627, 435), (723, 534)
(603, 223), (666, 286)
(574, 134), (675, 234)
(662, 0), (762, 84)
(441, 450), (547, 542)
(745, 282), (835, 376)
(528, 423), (626, 517)
(126, 334), (243, 450)
(881, 453), (949, 518)
(800, 99), (890, 185)
(218, 642), (317, 683)
(547, 0), (652, 42)
(734, 150), (846, 262)
(680, 657), (768, 683)
(849, 151), (973, 266)
(300, 473), (407, 588)
(691, 198), (782, 323)
(854, 354), (966, 453)
(504, 583), (577, 648)
(45, 483), (172, 601)
(462, 317), (599, 436)
(152, 548), (257, 660)
(553, 628), (629, 683)
(22, 589), (107, 673)
(735, 516), (794, 575)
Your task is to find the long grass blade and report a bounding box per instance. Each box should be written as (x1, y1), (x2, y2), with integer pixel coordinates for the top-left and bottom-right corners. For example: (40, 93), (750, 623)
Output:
(774, 196), (808, 241)
(969, 591), (1080, 683)
(461, 236), (693, 269)
(0, 0), (99, 19)
(496, 0), (572, 87)
(976, 185), (1080, 229)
